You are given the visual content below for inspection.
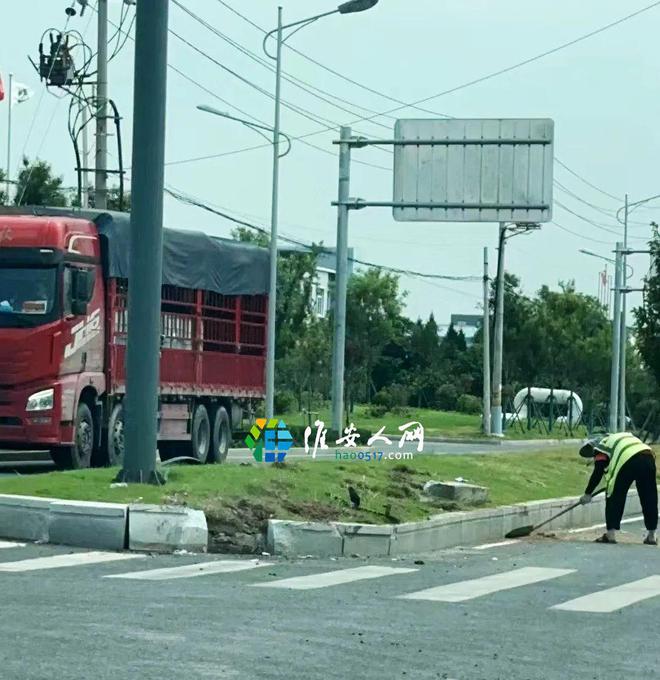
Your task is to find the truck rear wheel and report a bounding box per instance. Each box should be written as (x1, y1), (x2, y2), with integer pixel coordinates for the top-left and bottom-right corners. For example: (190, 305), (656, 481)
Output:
(210, 405), (231, 463)
(107, 403), (125, 467)
(50, 402), (94, 470)
(190, 403), (210, 463)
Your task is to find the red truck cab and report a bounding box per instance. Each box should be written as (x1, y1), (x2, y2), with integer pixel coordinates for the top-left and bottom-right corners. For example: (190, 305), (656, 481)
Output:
(0, 209), (268, 468)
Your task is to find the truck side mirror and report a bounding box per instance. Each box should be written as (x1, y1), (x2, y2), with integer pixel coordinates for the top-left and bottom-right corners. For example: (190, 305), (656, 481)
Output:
(70, 268), (95, 316)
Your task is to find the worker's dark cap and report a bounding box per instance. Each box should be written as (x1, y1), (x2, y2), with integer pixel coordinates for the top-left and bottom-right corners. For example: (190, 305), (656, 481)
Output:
(579, 437), (605, 458)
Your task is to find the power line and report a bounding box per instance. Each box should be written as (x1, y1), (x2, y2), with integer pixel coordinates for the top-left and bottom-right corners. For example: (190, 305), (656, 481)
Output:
(554, 157), (622, 202)
(550, 220), (613, 245)
(213, 0), (453, 120)
(164, 185), (481, 283)
(171, 0), (394, 130)
(340, 1), (660, 125)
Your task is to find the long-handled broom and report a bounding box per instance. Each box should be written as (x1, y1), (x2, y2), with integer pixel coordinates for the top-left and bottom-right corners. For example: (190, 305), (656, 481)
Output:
(505, 488), (605, 539)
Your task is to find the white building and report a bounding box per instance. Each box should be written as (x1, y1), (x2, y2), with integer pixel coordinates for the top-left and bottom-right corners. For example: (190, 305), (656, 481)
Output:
(279, 246), (354, 319)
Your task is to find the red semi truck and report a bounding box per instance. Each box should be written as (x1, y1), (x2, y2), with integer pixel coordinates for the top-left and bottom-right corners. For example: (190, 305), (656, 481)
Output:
(0, 208), (268, 469)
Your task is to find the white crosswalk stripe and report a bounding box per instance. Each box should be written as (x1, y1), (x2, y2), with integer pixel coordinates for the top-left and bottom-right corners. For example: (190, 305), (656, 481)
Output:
(399, 567), (575, 603)
(0, 551), (142, 572)
(552, 575), (660, 613)
(253, 565), (417, 590)
(0, 540), (26, 549)
(106, 559), (272, 581)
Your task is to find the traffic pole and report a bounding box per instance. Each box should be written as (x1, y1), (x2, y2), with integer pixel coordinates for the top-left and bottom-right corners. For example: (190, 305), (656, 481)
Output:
(609, 242), (623, 433)
(95, 0), (108, 209)
(482, 247), (491, 435)
(119, 0), (170, 484)
(331, 126), (352, 434)
(491, 223), (506, 436)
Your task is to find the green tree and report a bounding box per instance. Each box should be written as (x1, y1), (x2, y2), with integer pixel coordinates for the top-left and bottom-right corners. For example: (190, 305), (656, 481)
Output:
(635, 230), (660, 389)
(344, 269), (405, 407)
(14, 157), (67, 207)
(0, 169), (7, 205)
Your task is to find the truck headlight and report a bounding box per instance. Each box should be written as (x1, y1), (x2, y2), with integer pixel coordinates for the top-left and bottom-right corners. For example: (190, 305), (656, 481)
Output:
(26, 388), (54, 412)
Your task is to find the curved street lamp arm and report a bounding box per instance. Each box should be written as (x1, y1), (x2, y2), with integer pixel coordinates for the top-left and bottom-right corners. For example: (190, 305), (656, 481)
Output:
(262, 9), (339, 59)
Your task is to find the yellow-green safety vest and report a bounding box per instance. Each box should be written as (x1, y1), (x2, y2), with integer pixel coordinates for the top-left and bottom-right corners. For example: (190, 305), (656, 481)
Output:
(596, 432), (652, 496)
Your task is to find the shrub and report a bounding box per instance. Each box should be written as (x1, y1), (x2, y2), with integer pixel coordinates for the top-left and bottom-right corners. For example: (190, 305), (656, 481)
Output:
(435, 383), (459, 411)
(274, 390), (297, 415)
(373, 384), (409, 410)
(457, 394), (482, 415)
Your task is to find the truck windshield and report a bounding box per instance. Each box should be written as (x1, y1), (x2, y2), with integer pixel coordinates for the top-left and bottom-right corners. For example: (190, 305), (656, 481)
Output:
(0, 267), (58, 326)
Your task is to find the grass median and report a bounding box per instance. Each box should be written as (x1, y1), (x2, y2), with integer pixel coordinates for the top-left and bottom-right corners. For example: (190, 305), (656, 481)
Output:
(0, 448), (599, 546)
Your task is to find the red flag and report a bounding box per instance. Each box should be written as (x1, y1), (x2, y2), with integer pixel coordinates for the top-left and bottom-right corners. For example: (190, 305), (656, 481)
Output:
(0, 74), (5, 102)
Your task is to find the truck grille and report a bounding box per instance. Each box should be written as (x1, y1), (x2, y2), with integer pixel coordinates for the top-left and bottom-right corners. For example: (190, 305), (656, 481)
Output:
(0, 417), (22, 426)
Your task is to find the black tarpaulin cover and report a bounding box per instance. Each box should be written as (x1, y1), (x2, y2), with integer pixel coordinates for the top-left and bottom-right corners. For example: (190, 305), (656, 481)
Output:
(93, 212), (269, 296)
(14, 208), (269, 296)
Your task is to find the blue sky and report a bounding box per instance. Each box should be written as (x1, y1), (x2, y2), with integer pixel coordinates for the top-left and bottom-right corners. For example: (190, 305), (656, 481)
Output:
(3, 0), (659, 325)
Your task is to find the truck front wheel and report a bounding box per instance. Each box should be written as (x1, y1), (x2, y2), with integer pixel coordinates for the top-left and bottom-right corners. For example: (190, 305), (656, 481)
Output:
(50, 402), (94, 470)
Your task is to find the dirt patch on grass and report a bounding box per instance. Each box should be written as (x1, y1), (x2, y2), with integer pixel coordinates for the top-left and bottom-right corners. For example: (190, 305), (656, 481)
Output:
(281, 499), (341, 522)
(204, 498), (275, 554)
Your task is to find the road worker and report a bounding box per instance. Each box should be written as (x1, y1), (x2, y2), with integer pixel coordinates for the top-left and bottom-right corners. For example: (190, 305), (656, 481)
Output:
(579, 432), (657, 545)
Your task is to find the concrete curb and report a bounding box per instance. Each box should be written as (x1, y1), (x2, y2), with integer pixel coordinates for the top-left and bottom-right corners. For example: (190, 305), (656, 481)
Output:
(0, 495), (208, 553)
(267, 491), (645, 558)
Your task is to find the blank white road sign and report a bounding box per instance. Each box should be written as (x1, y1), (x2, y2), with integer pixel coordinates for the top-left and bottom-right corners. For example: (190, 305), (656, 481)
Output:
(392, 118), (554, 224)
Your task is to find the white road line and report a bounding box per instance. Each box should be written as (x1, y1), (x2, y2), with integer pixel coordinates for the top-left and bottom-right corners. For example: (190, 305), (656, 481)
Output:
(0, 540), (26, 549)
(253, 565), (417, 590)
(553, 576), (660, 613)
(106, 559), (272, 581)
(551, 575), (660, 614)
(399, 567), (575, 603)
(0, 551), (142, 573)
(567, 514), (647, 534)
(473, 539), (521, 550)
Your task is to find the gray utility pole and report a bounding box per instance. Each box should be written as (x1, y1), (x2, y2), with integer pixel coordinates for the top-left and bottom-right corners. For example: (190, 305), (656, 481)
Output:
(618, 194), (629, 430)
(264, 6), (283, 420)
(5, 73), (12, 202)
(482, 247), (491, 436)
(119, 0), (170, 484)
(80, 97), (90, 208)
(331, 126), (352, 434)
(95, 0), (108, 210)
(609, 242), (623, 432)
(491, 223), (507, 436)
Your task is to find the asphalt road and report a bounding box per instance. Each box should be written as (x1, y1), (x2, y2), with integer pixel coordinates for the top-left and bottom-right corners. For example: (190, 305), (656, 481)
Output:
(0, 518), (657, 680)
(0, 438), (578, 476)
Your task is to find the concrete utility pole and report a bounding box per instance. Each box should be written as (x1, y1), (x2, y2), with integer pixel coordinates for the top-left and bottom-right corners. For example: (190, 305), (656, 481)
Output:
(5, 74), (12, 202)
(609, 242), (623, 432)
(331, 125), (352, 434)
(264, 6), (283, 420)
(482, 247), (491, 436)
(95, 0), (108, 210)
(618, 194), (629, 430)
(80, 97), (90, 208)
(119, 0), (170, 483)
(491, 223), (507, 436)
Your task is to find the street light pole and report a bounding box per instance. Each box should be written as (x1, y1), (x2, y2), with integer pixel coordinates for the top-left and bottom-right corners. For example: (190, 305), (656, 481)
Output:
(95, 0), (108, 210)
(491, 223), (507, 436)
(264, 6), (283, 420)
(262, 0), (379, 421)
(609, 243), (623, 432)
(482, 247), (491, 436)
